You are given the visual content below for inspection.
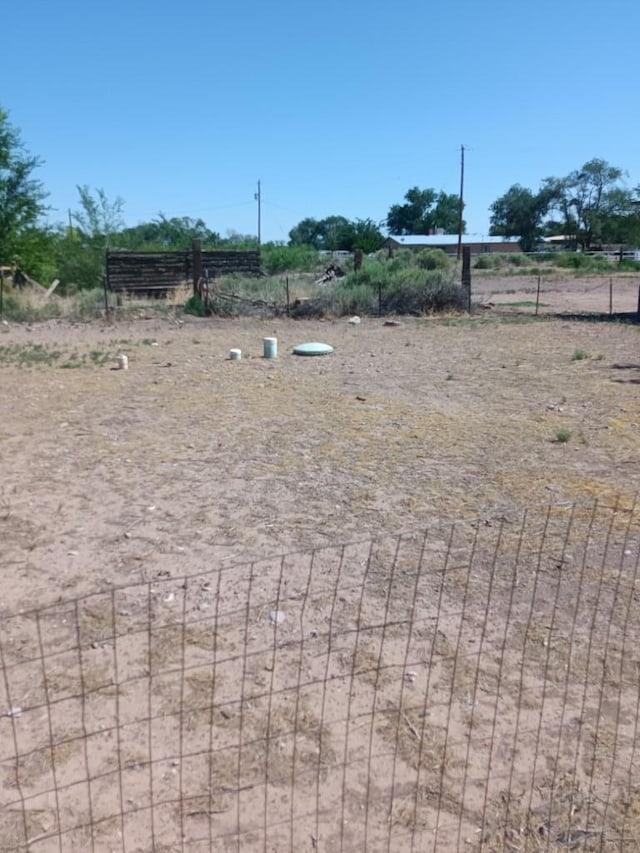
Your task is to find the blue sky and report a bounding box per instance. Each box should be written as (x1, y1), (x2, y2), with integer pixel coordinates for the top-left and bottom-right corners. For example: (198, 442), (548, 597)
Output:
(4, 0), (638, 242)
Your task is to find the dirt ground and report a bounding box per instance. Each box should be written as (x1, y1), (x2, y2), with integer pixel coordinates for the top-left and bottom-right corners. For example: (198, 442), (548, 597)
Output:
(1, 279), (640, 851)
(1, 287), (639, 614)
(474, 271), (640, 315)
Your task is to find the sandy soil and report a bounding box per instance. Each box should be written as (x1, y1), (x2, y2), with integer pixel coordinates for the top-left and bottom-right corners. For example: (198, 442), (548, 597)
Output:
(1, 287), (640, 851)
(474, 272), (640, 315)
(1, 302), (639, 614)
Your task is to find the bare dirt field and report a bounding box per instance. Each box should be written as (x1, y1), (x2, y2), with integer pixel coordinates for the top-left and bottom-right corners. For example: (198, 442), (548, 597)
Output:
(473, 272), (640, 316)
(1, 279), (640, 851)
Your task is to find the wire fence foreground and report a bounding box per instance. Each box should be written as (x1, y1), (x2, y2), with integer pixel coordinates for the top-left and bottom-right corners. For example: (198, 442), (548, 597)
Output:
(1, 497), (640, 852)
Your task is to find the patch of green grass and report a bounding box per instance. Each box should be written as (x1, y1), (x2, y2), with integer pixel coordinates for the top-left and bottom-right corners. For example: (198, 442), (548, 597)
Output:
(554, 428), (572, 444)
(89, 349), (111, 364)
(571, 348), (589, 361)
(14, 345), (64, 366)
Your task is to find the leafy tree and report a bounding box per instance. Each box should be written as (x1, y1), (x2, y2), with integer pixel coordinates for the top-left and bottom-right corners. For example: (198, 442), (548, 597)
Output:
(542, 159), (632, 249)
(288, 217), (325, 249)
(600, 186), (640, 246)
(321, 216), (352, 251)
(289, 215), (383, 252)
(386, 187), (434, 234)
(118, 214), (220, 250)
(0, 107), (48, 266)
(350, 218), (384, 253)
(10, 225), (59, 285)
(386, 187), (463, 235)
(57, 186), (125, 290)
(72, 185), (125, 244)
(219, 229), (258, 247)
(431, 191), (464, 235)
(491, 161), (640, 252)
(489, 184), (553, 252)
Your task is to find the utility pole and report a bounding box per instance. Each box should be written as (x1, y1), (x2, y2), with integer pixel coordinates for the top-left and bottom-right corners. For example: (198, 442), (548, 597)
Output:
(457, 145), (465, 261)
(255, 180), (262, 246)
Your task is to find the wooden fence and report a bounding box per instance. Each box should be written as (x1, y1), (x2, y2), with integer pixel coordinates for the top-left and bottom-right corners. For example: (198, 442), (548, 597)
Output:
(106, 244), (261, 296)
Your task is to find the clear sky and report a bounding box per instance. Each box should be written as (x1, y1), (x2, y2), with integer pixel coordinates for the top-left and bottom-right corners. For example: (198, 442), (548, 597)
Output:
(4, 0), (638, 243)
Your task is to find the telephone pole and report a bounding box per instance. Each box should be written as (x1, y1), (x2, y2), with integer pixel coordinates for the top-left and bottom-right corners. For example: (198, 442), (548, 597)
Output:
(255, 180), (262, 246)
(457, 145), (465, 261)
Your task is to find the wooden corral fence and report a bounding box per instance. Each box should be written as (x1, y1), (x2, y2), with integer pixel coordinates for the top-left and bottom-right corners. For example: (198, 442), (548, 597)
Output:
(106, 241), (261, 297)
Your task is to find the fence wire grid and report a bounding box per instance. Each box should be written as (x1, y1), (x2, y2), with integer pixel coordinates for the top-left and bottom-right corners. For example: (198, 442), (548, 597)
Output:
(2, 496), (640, 852)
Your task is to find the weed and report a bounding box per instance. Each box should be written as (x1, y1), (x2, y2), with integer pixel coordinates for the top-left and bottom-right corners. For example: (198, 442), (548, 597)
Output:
(571, 348), (589, 361)
(184, 294), (208, 317)
(554, 428), (572, 443)
(446, 372), (454, 381)
(14, 345), (63, 367)
(89, 349), (110, 364)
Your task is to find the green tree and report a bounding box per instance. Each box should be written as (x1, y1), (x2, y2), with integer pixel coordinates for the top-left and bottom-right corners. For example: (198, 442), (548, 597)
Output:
(386, 187), (463, 235)
(601, 186), (640, 246)
(288, 215), (383, 252)
(57, 186), (125, 290)
(118, 214), (220, 249)
(73, 185), (125, 244)
(321, 215), (352, 251)
(489, 184), (553, 252)
(0, 107), (48, 266)
(350, 218), (384, 253)
(542, 159), (632, 249)
(288, 217), (325, 248)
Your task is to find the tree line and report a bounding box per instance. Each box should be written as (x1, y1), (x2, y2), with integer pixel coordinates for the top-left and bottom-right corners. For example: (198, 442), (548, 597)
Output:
(489, 159), (640, 252)
(2, 104), (639, 293)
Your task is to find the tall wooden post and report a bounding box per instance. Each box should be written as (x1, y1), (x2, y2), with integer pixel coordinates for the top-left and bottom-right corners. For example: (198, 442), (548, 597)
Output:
(457, 144), (465, 261)
(609, 278), (613, 316)
(192, 239), (202, 296)
(462, 246), (471, 313)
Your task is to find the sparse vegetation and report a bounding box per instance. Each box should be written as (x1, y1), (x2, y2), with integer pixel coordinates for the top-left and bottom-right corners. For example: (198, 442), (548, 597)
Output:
(572, 348), (589, 361)
(554, 428), (572, 443)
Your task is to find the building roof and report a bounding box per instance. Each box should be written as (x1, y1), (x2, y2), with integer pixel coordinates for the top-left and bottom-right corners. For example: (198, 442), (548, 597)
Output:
(386, 234), (521, 247)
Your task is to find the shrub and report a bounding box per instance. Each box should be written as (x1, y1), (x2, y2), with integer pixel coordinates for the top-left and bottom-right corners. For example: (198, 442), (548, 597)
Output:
(505, 253), (528, 266)
(381, 276), (465, 316)
(554, 252), (612, 271)
(386, 249), (415, 272)
(184, 294), (207, 316)
(0, 291), (63, 323)
(261, 243), (320, 274)
(617, 258), (640, 272)
(71, 288), (109, 318)
(474, 254), (499, 270)
(322, 283), (378, 316)
(415, 248), (450, 271)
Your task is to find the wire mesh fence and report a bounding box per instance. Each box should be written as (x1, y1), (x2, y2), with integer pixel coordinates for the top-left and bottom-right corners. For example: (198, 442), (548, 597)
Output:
(1, 496), (640, 851)
(475, 273), (640, 318)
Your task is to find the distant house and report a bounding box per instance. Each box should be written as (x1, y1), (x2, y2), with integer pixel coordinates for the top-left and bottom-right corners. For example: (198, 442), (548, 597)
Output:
(383, 235), (522, 255)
